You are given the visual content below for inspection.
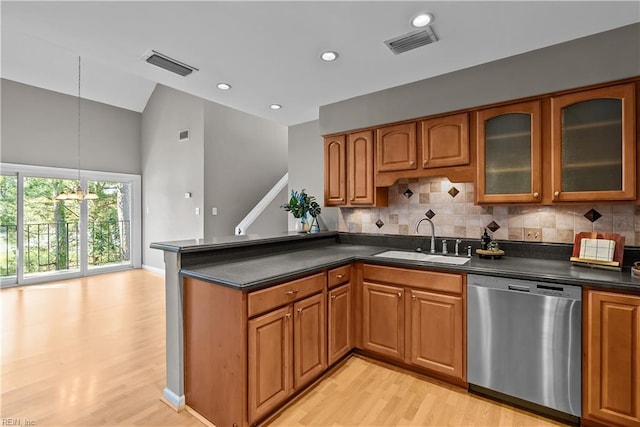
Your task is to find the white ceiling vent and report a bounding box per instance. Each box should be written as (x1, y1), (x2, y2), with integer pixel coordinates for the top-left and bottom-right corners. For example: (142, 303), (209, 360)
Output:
(384, 27), (438, 55)
(142, 50), (198, 76)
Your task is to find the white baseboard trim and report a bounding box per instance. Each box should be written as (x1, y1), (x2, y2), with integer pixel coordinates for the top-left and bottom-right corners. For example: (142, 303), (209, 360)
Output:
(142, 264), (165, 275)
(162, 388), (185, 411)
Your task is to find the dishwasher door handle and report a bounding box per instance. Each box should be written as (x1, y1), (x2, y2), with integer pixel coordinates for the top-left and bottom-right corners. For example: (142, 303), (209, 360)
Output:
(508, 284), (531, 292)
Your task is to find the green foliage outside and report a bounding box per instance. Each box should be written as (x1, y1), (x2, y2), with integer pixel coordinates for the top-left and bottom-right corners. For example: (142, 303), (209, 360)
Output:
(0, 176), (130, 277)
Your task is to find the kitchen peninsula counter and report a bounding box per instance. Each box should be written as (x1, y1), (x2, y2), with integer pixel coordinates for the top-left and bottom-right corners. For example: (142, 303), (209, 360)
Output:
(151, 231), (640, 422)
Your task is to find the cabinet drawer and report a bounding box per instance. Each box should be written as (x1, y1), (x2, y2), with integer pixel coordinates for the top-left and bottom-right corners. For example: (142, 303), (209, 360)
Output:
(328, 265), (351, 288)
(363, 264), (462, 294)
(248, 273), (325, 317)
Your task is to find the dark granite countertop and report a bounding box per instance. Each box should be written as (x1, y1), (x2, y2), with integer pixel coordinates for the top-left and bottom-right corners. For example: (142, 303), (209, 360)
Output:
(150, 231), (338, 253)
(180, 242), (640, 293)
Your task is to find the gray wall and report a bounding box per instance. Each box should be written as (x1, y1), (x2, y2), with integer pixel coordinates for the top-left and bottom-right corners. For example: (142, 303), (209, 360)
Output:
(319, 23), (640, 135)
(288, 120), (337, 231)
(142, 85), (288, 269)
(142, 85), (205, 269)
(203, 102), (288, 238)
(1, 79), (141, 174)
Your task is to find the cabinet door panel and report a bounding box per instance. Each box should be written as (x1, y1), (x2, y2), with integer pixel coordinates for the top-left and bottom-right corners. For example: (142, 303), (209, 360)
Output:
(294, 293), (326, 389)
(551, 83), (635, 201)
(328, 283), (352, 365)
(376, 123), (417, 172)
(324, 135), (346, 206)
(362, 282), (404, 360)
(585, 290), (640, 426)
(476, 100), (542, 203)
(410, 290), (464, 380)
(248, 306), (292, 424)
(421, 113), (469, 168)
(348, 131), (376, 205)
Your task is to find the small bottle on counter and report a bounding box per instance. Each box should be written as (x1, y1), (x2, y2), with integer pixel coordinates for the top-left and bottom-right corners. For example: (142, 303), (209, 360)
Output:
(481, 228), (491, 250)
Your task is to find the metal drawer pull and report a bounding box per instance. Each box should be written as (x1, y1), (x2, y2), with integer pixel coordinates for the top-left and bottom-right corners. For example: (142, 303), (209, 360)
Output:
(336, 274), (344, 279)
(285, 289), (300, 295)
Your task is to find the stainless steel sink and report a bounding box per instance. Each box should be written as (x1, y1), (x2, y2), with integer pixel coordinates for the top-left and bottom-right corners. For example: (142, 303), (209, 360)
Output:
(373, 250), (470, 265)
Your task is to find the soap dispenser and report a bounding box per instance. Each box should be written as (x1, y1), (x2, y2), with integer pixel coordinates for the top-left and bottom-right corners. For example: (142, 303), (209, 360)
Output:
(481, 228), (491, 250)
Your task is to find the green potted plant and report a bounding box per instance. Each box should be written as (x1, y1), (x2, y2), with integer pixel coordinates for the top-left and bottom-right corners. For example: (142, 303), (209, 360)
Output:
(281, 189), (321, 233)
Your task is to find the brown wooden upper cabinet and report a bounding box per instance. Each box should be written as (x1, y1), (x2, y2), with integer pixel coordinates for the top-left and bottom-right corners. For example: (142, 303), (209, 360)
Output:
(420, 113), (470, 169)
(550, 83), (636, 202)
(324, 131), (387, 207)
(348, 131), (377, 205)
(475, 100), (542, 203)
(323, 135), (346, 206)
(376, 123), (417, 172)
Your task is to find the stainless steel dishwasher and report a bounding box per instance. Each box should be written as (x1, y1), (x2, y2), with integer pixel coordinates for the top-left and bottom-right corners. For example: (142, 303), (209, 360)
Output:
(467, 274), (582, 417)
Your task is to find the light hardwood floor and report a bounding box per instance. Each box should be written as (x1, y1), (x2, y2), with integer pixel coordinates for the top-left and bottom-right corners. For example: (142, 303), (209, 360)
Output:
(2, 270), (567, 427)
(1, 270), (201, 426)
(266, 356), (567, 427)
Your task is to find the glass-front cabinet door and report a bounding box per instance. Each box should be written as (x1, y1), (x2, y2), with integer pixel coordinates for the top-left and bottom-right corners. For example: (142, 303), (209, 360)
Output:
(551, 83), (635, 202)
(475, 100), (542, 203)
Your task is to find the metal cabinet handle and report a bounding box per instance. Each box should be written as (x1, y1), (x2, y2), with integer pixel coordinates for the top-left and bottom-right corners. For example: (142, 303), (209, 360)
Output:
(336, 274), (344, 279)
(410, 160), (415, 166)
(331, 295), (337, 300)
(285, 313), (291, 319)
(397, 292), (402, 298)
(554, 191), (560, 197)
(533, 192), (539, 198)
(412, 295), (417, 301)
(297, 308), (303, 313)
(423, 160), (428, 167)
(285, 289), (300, 295)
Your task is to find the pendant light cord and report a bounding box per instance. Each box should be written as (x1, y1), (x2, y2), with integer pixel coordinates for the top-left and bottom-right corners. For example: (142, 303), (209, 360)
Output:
(77, 56), (81, 183)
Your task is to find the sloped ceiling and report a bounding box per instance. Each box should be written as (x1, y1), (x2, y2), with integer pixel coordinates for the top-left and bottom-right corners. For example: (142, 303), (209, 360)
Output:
(2, 1), (639, 125)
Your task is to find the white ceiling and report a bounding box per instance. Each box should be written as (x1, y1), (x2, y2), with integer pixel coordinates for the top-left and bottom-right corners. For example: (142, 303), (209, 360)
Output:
(2, 1), (639, 126)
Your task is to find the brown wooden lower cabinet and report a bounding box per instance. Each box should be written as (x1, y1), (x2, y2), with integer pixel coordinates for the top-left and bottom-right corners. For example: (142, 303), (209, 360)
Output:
(293, 293), (326, 389)
(184, 265), (467, 427)
(248, 306), (292, 424)
(248, 293), (326, 425)
(361, 264), (465, 383)
(584, 289), (640, 427)
(409, 289), (464, 380)
(328, 282), (352, 365)
(362, 281), (405, 360)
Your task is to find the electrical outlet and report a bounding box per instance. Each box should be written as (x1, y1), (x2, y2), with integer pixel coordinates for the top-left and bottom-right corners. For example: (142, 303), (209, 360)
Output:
(195, 208), (200, 215)
(212, 207), (218, 216)
(524, 228), (542, 242)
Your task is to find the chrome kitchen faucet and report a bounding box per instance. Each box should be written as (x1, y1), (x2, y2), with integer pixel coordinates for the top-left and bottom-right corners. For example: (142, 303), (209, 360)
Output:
(415, 217), (436, 254)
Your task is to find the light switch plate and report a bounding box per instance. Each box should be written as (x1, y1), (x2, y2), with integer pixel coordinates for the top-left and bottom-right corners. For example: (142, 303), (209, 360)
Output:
(195, 208), (200, 215)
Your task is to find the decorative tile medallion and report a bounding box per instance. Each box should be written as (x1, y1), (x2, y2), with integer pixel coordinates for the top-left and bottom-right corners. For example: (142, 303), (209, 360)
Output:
(425, 209), (436, 219)
(584, 208), (602, 223)
(487, 221), (501, 232)
(375, 219), (384, 229)
(403, 189), (414, 199)
(448, 186), (460, 198)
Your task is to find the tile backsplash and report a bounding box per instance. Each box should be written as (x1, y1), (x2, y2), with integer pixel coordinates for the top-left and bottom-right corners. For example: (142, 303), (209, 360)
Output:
(337, 177), (640, 247)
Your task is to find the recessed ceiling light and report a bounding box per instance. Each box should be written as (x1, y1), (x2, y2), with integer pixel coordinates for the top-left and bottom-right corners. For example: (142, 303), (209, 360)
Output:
(269, 104), (282, 110)
(320, 51), (339, 62)
(217, 83), (231, 90)
(411, 12), (433, 28)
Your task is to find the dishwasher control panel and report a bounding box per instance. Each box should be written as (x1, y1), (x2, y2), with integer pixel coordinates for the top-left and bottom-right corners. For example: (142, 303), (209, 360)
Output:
(468, 274), (582, 301)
